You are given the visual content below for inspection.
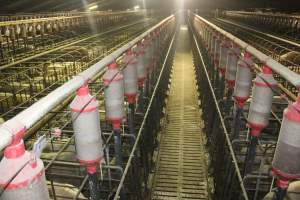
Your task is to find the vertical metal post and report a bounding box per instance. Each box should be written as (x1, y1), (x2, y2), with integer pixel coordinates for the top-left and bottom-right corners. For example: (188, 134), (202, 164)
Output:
(243, 136), (258, 175)
(113, 129), (123, 168)
(232, 106), (242, 140)
(87, 167), (101, 200)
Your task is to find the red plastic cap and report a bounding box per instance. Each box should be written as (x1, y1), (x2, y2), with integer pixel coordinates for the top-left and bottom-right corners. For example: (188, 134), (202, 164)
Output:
(2, 120), (25, 146)
(219, 68), (226, 76)
(244, 52), (251, 59)
(262, 66), (272, 74)
(234, 96), (248, 108)
(248, 122), (266, 137)
(126, 49), (134, 55)
(138, 77), (145, 87)
(284, 95), (300, 123)
(87, 165), (97, 174)
(277, 178), (289, 189)
(1, 120), (26, 159)
(78, 157), (102, 165)
(108, 62), (118, 70)
(227, 80), (235, 89)
(4, 140), (25, 159)
(70, 86), (98, 113)
(125, 93), (136, 104)
(112, 119), (121, 130)
(77, 84), (89, 96)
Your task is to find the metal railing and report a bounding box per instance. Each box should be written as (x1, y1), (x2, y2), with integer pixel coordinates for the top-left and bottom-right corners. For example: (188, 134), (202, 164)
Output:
(188, 10), (300, 199)
(0, 15), (175, 152)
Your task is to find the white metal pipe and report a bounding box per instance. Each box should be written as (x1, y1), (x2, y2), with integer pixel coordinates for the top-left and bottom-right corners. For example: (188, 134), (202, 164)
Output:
(0, 15), (175, 152)
(192, 13), (300, 87)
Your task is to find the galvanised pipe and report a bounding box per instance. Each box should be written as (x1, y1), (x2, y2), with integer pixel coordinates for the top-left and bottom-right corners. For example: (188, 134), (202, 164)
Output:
(243, 67), (276, 176)
(233, 52), (253, 109)
(70, 84), (103, 200)
(135, 41), (147, 88)
(0, 15), (175, 152)
(214, 33), (221, 70)
(225, 43), (239, 89)
(210, 31), (216, 61)
(123, 49), (138, 106)
(190, 12), (300, 87)
(219, 38), (229, 77)
(103, 60), (125, 170)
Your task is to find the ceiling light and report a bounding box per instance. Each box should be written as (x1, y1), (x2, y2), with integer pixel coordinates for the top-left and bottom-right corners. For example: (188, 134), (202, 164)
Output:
(88, 5), (98, 11)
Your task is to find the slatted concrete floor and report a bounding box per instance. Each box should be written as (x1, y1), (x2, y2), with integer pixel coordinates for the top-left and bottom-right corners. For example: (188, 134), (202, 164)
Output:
(151, 25), (209, 200)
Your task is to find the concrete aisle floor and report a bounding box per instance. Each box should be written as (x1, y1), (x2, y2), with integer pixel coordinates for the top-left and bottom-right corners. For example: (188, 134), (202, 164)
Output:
(151, 24), (209, 200)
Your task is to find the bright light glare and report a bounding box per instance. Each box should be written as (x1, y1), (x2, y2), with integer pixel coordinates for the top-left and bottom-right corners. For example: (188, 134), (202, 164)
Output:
(134, 5), (140, 10)
(88, 5), (98, 11)
(180, 26), (188, 30)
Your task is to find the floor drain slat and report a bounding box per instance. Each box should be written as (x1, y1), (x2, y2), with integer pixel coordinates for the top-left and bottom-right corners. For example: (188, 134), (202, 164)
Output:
(151, 24), (209, 200)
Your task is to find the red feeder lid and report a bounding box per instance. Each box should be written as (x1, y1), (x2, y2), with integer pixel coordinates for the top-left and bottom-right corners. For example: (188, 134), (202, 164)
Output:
(262, 66), (272, 74)
(70, 85), (98, 113)
(234, 96), (248, 108)
(123, 50), (137, 65)
(108, 62), (117, 70)
(103, 62), (123, 85)
(254, 67), (277, 87)
(125, 93), (137, 104)
(248, 122), (266, 137)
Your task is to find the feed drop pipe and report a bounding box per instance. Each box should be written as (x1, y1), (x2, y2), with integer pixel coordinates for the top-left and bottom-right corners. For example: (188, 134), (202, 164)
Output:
(243, 66), (277, 176)
(217, 37), (229, 98)
(135, 40), (148, 116)
(103, 61), (125, 200)
(219, 38), (228, 77)
(272, 95), (300, 200)
(224, 42), (239, 110)
(210, 32), (216, 64)
(144, 34), (155, 76)
(232, 52), (253, 140)
(213, 34), (221, 88)
(225, 43), (239, 90)
(70, 84), (104, 200)
(122, 48), (141, 199)
(122, 48), (138, 137)
(135, 41), (147, 89)
(0, 15), (175, 153)
(143, 34), (157, 103)
(103, 61), (125, 168)
(150, 31), (158, 79)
